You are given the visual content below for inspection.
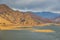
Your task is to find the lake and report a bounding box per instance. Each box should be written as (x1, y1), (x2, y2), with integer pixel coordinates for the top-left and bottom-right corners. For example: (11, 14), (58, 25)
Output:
(0, 25), (60, 40)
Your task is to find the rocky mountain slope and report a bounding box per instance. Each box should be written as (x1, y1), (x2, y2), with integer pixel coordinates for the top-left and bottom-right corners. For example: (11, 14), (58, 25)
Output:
(0, 4), (52, 26)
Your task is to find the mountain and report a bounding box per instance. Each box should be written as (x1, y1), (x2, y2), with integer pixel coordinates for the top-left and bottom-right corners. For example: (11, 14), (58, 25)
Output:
(53, 16), (60, 23)
(0, 4), (52, 27)
(32, 12), (60, 19)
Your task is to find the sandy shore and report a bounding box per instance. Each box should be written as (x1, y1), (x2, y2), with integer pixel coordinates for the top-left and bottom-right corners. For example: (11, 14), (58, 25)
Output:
(32, 29), (55, 32)
(0, 25), (55, 33)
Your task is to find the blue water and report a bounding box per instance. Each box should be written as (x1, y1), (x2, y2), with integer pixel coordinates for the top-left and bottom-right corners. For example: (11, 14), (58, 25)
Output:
(0, 26), (60, 40)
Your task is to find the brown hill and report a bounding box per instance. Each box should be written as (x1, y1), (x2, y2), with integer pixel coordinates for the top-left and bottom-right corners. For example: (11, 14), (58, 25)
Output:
(0, 4), (52, 27)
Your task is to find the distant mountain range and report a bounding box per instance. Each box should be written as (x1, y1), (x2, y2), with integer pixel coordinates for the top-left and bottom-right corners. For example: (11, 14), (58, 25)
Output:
(32, 12), (60, 19)
(0, 4), (60, 27)
(31, 12), (60, 23)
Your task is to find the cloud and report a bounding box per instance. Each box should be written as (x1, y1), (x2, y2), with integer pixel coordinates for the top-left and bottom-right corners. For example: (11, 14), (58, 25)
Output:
(0, 0), (60, 13)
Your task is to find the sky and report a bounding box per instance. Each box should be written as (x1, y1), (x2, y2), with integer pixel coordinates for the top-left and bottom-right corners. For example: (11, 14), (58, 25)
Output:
(0, 0), (60, 13)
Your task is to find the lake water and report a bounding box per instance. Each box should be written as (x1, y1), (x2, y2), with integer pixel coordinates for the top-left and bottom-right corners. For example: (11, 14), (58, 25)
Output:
(0, 25), (60, 40)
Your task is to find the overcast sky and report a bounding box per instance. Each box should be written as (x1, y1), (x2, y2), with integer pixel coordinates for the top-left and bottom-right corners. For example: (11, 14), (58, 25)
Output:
(0, 0), (60, 13)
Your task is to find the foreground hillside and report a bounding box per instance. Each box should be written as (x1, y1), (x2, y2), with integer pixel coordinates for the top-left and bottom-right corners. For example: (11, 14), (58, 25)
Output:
(0, 4), (57, 30)
(0, 4), (52, 25)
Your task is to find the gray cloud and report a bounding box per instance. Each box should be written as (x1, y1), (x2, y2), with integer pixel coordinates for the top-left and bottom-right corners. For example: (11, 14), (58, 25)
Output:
(0, 0), (60, 13)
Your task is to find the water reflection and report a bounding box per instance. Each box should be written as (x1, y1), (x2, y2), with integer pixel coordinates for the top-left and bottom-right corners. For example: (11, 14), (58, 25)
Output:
(0, 25), (60, 40)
